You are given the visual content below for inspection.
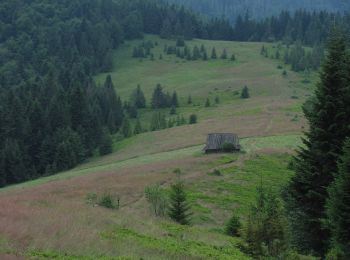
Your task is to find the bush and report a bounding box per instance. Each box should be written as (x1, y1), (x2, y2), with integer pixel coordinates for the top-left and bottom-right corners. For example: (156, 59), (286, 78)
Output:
(145, 184), (168, 217)
(226, 214), (241, 237)
(189, 114), (197, 124)
(98, 193), (118, 209)
(209, 169), (222, 176)
(241, 86), (250, 99)
(222, 142), (235, 152)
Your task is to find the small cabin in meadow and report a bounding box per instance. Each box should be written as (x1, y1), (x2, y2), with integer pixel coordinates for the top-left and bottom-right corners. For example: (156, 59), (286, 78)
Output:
(204, 133), (240, 153)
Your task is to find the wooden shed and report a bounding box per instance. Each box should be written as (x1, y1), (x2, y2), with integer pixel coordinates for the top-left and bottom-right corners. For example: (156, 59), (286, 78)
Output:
(204, 133), (240, 153)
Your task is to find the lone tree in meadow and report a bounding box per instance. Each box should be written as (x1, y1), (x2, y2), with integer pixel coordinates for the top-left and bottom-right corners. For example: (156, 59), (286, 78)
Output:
(241, 86), (250, 99)
(211, 47), (217, 59)
(205, 98), (211, 107)
(221, 49), (228, 59)
(168, 181), (192, 225)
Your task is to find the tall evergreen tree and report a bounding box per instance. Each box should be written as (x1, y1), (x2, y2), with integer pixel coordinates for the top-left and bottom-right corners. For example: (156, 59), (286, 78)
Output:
(326, 139), (350, 258)
(284, 30), (349, 255)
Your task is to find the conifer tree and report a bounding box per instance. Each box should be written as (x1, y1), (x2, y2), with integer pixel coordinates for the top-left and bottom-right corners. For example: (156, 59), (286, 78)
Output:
(326, 139), (350, 258)
(134, 119), (142, 135)
(171, 91), (179, 107)
(170, 106), (176, 115)
(284, 30), (349, 255)
(192, 45), (201, 60)
(205, 98), (211, 107)
(221, 49), (227, 59)
(168, 182), (192, 225)
(99, 128), (113, 156)
(211, 47), (217, 59)
(231, 54), (236, 61)
(121, 118), (132, 138)
(241, 86), (250, 99)
(187, 95), (193, 104)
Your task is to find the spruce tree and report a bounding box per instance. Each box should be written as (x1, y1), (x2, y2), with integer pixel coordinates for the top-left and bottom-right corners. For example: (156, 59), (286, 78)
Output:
(134, 119), (142, 135)
(284, 30), (349, 255)
(121, 118), (132, 138)
(168, 182), (192, 225)
(171, 91), (179, 107)
(241, 86), (250, 99)
(221, 49), (227, 59)
(211, 47), (217, 59)
(187, 95), (192, 104)
(205, 98), (210, 107)
(326, 139), (350, 258)
(231, 54), (236, 61)
(99, 128), (113, 156)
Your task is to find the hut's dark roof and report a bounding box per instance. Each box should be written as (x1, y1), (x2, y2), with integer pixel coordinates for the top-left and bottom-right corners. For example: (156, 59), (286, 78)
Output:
(205, 133), (240, 151)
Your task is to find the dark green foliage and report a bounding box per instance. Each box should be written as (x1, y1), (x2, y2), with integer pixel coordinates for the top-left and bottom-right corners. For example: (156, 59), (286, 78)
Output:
(221, 49), (228, 59)
(326, 139), (350, 258)
(98, 193), (118, 209)
(189, 114), (197, 124)
(171, 91), (179, 107)
(215, 96), (220, 104)
(121, 118), (132, 138)
(151, 84), (170, 109)
(150, 113), (167, 131)
(170, 106), (177, 115)
(222, 142), (236, 153)
(176, 37), (185, 47)
(99, 129), (113, 156)
(168, 182), (192, 225)
(226, 214), (242, 237)
(134, 119), (143, 135)
(211, 47), (217, 59)
(241, 86), (250, 99)
(231, 54), (236, 61)
(192, 46), (201, 60)
(205, 98), (211, 107)
(187, 95), (193, 104)
(246, 187), (289, 258)
(283, 43), (324, 72)
(284, 31), (350, 255)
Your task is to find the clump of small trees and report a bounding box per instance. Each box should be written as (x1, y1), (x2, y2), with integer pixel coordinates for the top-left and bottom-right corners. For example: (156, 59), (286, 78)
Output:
(144, 181), (192, 225)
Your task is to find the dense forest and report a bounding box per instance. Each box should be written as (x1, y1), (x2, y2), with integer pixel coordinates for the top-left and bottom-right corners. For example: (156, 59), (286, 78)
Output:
(166, 0), (350, 21)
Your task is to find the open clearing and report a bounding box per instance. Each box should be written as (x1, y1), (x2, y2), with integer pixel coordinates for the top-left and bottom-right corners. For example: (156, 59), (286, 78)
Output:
(0, 35), (314, 259)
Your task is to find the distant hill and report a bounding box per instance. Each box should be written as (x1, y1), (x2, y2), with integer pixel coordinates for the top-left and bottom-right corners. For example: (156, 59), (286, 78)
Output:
(166, 0), (350, 22)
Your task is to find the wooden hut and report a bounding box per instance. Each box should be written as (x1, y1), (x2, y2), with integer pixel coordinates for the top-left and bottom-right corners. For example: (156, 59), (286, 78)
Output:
(204, 133), (240, 153)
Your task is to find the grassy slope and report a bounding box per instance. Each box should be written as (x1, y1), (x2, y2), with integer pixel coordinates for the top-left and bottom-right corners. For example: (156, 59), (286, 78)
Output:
(0, 35), (315, 259)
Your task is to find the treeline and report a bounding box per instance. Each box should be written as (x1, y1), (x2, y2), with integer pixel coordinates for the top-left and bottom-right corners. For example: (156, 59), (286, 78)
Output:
(232, 10), (350, 45)
(0, 0), (214, 187)
(261, 43), (324, 72)
(166, 0), (350, 22)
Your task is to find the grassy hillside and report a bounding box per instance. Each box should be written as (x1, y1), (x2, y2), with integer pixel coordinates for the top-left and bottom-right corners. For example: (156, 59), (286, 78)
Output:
(0, 35), (315, 259)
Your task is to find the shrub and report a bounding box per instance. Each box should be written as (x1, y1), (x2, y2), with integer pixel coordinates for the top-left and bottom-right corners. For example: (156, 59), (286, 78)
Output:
(189, 114), (197, 124)
(226, 214), (242, 237)
(241, 86), (250, 99)
(209, 169), (222, 176)
(145, 184), (168, 217)
(98, 193), (117, 209)
(222, 142), (235, 152)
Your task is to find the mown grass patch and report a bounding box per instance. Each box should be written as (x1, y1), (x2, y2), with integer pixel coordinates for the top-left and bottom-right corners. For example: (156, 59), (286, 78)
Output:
(188, 153), (294, 218)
